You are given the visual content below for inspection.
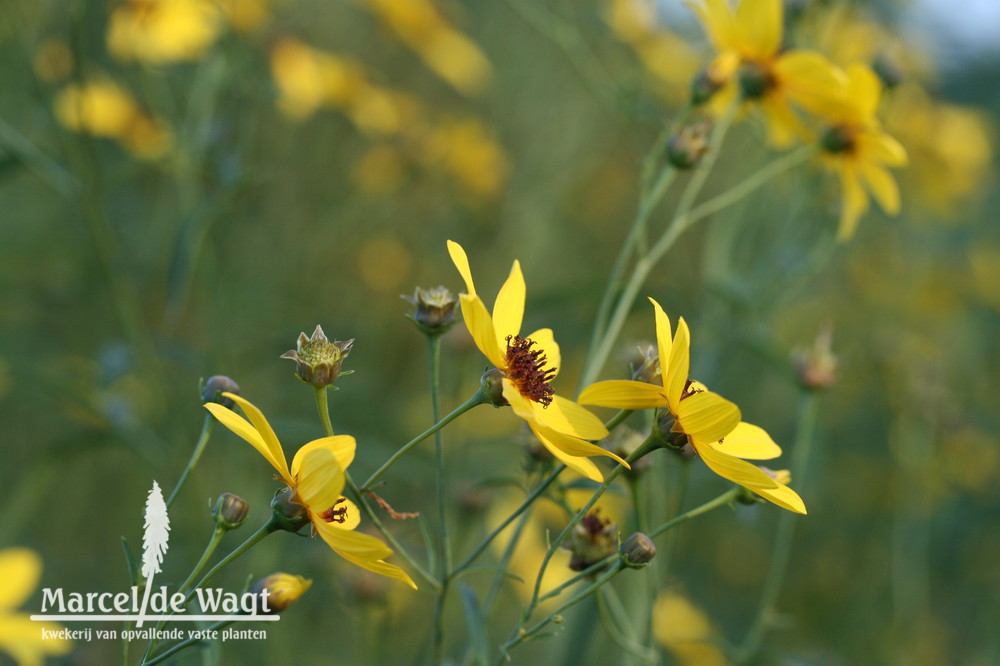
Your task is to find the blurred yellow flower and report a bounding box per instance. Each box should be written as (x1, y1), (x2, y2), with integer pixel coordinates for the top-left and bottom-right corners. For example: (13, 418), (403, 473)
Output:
(0, 548), (73, 665)
(419, 118), (508, 198)
(448, 241), (629, 482)
(205, 394), (417, 589)
(580, 298), (805, 513)
(364, 0), (491, 95)
(652, 590), (730, 666)
(53, 79), (172, 159)
(688, 0), (845, 146)
(107, 0), (223, 64)
(816, 64), (907, 240)
(216, 0), (273, 32)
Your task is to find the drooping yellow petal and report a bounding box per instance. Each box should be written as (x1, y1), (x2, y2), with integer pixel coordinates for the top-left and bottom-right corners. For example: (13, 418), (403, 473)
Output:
(0, 548), (40, 610)
(294, 448), (345, 512)
(856, 131), (908, 166)
(859, 160), (901, 215)
(676, 390), (740, 444)
(837, 164), (868, 241)
(694, 441), (779, 490)
(533, 395), (610, 440)
(291, 435), (356, 479)
(665, 317), (691, 411)
(314, 524), (417, 589)
(492, 259), (525, 345)
(774, 50), (847, 117)
(712, 422), (781, 459)
(536, 424), (629, 468)
(309, 497), (360, 531)
(332, 548), (419, 589)
(525, 328), (560, 380)
(459, 293), (506, 368)
(530, 425), (603, 482)
(205, 401), (291, 484)
(754, 482), (807, 514)
(735, 0), (782, 60)
(578, 379), (667, 409)
(447, 239), (477, 297)
(646, 297), (672, 386)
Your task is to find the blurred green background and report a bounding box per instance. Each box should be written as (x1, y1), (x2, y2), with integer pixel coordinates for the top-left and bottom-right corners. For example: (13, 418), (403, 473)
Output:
(1, 0), (998, 664)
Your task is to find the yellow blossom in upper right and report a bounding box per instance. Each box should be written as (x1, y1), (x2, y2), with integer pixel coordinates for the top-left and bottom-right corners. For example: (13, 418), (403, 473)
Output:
(687, 0), (845, 146)
(816, 64), (908, 240)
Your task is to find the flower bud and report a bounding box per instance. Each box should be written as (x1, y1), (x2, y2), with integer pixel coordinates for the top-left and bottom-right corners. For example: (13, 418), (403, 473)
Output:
(249, 573), (312, 613)
(738, 61), (774, 99)
(270, 487), (311, 533)
(872, 53), (903, 89)
(620, 532), (656, 568)
(563, 509), (617, 572)
(666, 116), (713, 170)
(212, 493), (249, 530)
(280, 325), (354, 388)
(629, 344), (661, 384)
(653, 410), (689, 452)
(480, 367), (508, 407)
(402, 286), (459, 335)
(793, 326), (838, 391)
(201, 375), (240, 408)
(691, 66), (725, 105)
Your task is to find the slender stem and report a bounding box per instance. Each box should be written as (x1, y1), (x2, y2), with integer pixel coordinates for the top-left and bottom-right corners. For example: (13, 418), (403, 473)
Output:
(362, 390), (488, 490)
(0, 116), (79, 196)
(604, 409), (633, 432)
(314, 386), (335, 436)
(538, 554), (616, 604)
(737, 392), (818, 662)
(452, 465), (564, 576)
(628, 476), (646, 532)
(647, 487), (741, 539)
(428, 334), (452, 663)
(190, 518), (278, 594)
(598, 585), (657, 663)
(659, 460), (691, 578)
(483, 508), (534, 613)
(139, 619), (233, 666)
(166, 414), (216, 508)
(177, 526), (226, 595)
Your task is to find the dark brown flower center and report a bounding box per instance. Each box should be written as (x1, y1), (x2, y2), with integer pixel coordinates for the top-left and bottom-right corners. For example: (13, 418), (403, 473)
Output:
(319, 497), (348, 524)
(504, 335), (556, 407)
(680, 378), (704, 401)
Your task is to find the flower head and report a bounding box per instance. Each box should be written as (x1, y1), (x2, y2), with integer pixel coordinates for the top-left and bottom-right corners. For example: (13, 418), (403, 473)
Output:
(688, 0), (845, 146)
(0, 548), (73, 664)
(107, 0), (223, 64)
(447, 240), (628, 482)
(402, 285), (459, 334)
(204, 394), (416, 588)
(280, 325), (355, 388)
(579, 299), (805, 513)
(249, 573), (312, 613)
(817, 64), (908, 240)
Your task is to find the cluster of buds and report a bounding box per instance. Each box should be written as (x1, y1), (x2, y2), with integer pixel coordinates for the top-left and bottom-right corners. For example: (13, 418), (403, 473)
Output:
(281, 325), (354, 388)
(563, 509), (618, 572)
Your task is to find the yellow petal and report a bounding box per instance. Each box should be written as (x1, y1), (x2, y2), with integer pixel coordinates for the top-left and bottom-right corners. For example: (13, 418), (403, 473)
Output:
(525, 327), (560, 380)
(291, 435), (356, 479)
(294, 447), (344, 512)
(204, 401), (291, 484)
(332, 548), (419, 589)
(694, 441), (779, 490)
(0, 615), (73, 662)
(535, 424), (629, 468)
(774, 50), (847, 117)
(447, 239), (477, 297)
(492, 259), (525, 345)
(459, 293), (506, 368)
(532, 394), (610, 440)
(665, 317), (691, 411)
(314, 522), (394, 560)
(837, 164), (868, 241)
(502, 377), (539, 423)
(0, 548), (40, 610)
(676, 391), (741, 444)
(735, 0), (782, 60)
(754, 482), (807, 514)
(531, 426), (603, 482)
(649, 298), (672, 390)
(309, 497), (360, 531)
(759, 95), (807, 148)
(856, 131), (908, 166)
(844, 63), (881, 122)
(859, 161), (901, 215)
(713, 422), (781, 460)
(686, 0), (736, 52)
(577, 379), (668, 409)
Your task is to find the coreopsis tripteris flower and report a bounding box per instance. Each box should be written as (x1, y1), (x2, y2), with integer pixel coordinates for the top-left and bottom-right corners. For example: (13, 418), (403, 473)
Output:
(817, 64), (907, 240)
(688, 0), (845, 146)
(204, 394), (417, 589)
(447, 240), (629, 482)
(0, 548), (72, 665)
(579, 299), (805, 513)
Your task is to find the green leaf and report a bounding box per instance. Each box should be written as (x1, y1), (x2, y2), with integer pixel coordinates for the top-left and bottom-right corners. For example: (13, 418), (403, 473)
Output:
(459, 584), (489, 665)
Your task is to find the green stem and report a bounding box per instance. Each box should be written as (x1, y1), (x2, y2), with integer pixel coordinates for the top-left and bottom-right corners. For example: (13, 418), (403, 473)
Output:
(177, 527), (226, 595)
(138, 619), (233, 666)
(736, 392), (818, 662)
(628, 476), (646, 533)
(647, 486), (741, 539)
(428, 334), (452, 663)
(189, 518), (278, 595)
(362, 389), (488, 490)
(603, 409), (634, 432)
(0, 116), (79, 197)
(166, 414), (216, 509)
(482, 507), (534, 613)
(314, 386), (335, 437)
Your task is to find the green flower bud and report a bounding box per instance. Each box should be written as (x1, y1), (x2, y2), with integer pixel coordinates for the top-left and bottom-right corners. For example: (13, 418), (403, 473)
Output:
(270, 487), (311, 533)
(666, 116), (713, 170)
(212, 493), (249, 530)
(201, 375), (240, 408)
(480, 367), (508, 407)
(620, 532), (656, 568)
(402, 286), (459, 335)
(564, 510), (617, 572)
(280, 325), (354, 388)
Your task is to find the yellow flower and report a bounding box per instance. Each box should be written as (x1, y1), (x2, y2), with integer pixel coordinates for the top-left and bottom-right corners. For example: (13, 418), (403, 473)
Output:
(107, 0), (222, 64)
(204, 394), (417, 589)
(0, 548), (72, 665)
(688, 0), (845, 146)
(579, 299), (805, 513)
(448, 241), (629, 482)
(652, 590), (730, 666)
(817, 64), (907, 240)
(249, 573), (312, 613)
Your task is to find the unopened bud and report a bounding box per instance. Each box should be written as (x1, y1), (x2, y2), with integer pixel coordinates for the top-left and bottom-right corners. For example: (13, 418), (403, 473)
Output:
(249, 573), (312, 613)
(213, 493), (249, 530)
(629, 344), (661, 384)
(653, 411), (689, 451)
(480, 367), (508, 407)
(402, 286), (459, 335)
(738, 61), (775, 99)
(270, 487), (310, 533)
(201, 375), (240, 407)
(563, 509), (617, 572)
(280, 325), (354, 388)
(620, 532), (656, 568)
(666, 116), (713, 169)
(691, 66), (725, 105)
(793, 326), (838, 391)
